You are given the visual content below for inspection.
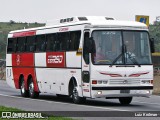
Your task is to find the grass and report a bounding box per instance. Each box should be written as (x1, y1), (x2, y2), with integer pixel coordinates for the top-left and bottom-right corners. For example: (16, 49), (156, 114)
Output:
(0, 106), (74, 120)
(0, 106), (21, 111)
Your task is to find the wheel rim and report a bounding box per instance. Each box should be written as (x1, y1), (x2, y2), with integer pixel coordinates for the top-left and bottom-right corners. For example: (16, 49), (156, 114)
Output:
(29, 81), (34, 95)
(21, 81), (25, 94)
(73, 87), (78, 100)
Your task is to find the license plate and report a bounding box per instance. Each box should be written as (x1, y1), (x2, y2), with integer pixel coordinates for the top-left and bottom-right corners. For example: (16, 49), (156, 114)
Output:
(120, 90), (130, 93)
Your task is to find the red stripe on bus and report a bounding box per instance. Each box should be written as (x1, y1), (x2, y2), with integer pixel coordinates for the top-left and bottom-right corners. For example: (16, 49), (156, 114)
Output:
(100, 72), (122, 77)
(12, 67), (39, 92)
(12, 53), (34, 67)
(13, 30), (36, 37)
(129, 72), (149, 77)
(12, 53), (39, 92)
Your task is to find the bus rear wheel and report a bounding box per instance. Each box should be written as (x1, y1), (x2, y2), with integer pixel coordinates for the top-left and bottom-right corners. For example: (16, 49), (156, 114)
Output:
(20, 78), (29, 97)
(28, 78), (39, 98)
(72, 87), (86, 104)
(119, 97), (132, 105)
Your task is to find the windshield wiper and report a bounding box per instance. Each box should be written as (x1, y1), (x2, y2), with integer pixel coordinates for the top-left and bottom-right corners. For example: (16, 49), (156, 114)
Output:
(126, 52), (141, 67)
(109, 53), (123, 67)
(109, 44), (141, 67)
(109, 44), (126, 67)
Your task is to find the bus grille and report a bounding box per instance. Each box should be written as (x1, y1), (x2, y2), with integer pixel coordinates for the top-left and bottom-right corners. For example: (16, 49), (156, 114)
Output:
(109, 79), (140, 85)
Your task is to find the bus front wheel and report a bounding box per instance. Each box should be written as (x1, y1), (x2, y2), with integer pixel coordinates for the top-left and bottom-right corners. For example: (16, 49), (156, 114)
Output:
(72, 87), (86, 104)
(119, 97), (132, 105)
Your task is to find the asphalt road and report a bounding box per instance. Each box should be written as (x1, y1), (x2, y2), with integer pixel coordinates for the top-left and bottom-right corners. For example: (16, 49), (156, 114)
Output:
(0, 80), (160, 120)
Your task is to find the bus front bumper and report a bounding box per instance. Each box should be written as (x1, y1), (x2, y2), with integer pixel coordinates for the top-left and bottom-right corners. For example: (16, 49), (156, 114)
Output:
(91, 86), (153, 98)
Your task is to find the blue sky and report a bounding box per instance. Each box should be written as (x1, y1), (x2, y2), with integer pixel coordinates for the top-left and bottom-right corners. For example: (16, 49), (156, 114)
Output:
(0, 0), (159, 23)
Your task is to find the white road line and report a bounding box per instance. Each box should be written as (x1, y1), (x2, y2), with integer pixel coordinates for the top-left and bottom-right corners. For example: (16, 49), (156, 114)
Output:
(133, 101), (160, 106)
(0, 93), (130, 111)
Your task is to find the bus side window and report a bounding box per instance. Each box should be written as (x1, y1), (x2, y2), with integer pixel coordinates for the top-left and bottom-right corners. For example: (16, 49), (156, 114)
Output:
(83, 32), (90, 64)
(16, 37), (26, 52)
(58, 32), (69, 51)
(26, 36), (35, 52)
(46, 33), (57, 52)
(7, 38), (17, 53)
(36, 35), (46, 52)
(69, 31), (81, 51)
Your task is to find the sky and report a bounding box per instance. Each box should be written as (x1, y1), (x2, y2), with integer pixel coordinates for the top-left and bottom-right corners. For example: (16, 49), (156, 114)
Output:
(0, 0), (159, 24)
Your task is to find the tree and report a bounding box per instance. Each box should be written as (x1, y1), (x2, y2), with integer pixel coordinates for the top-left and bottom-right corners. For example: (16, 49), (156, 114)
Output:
(149, 22), (160, 52)
(9, 20), (15, 24)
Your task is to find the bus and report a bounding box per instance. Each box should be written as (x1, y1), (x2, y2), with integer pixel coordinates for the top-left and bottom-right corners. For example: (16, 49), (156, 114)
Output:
(6, 16), (154, 105)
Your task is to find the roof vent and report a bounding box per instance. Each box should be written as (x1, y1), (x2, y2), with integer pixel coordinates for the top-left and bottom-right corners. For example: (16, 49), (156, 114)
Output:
(78, 17), (88, 21)
(60, 17), (74, 23)
(105, 17), (114, 20)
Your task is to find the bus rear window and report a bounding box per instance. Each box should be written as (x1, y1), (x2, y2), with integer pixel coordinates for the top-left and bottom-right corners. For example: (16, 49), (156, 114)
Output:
(7, 38), (17, 53)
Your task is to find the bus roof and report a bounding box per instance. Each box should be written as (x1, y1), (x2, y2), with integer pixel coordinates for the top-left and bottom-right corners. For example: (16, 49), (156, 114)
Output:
(9, 16), (148, 35)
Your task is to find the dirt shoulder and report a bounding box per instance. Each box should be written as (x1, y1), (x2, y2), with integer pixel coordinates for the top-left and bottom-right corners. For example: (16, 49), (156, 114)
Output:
(153, 75), (160, 95)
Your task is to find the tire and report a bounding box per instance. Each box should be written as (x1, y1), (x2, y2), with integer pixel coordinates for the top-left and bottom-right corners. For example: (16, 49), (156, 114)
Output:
(20, 78), (29, 97)
(119, 97), (132, 105)
(28, 78), (39, 98)
(72, 87), (86, 104)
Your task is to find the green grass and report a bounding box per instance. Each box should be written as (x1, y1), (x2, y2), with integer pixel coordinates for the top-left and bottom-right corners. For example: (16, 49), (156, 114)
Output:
(0, 106), (74, 120)
(0, 106), (21, 111)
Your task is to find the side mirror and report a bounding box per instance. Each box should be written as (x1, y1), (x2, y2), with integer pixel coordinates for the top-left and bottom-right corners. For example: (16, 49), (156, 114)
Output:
(150, 38), (155, 53)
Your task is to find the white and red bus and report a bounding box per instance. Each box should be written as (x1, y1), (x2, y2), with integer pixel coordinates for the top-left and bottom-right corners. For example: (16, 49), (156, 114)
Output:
(6, 16), (154, 104)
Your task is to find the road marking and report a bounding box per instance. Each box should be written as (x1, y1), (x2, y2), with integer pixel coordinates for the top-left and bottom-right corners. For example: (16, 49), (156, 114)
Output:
(0, 93), (130, 111)
(133, 101), (160, 106)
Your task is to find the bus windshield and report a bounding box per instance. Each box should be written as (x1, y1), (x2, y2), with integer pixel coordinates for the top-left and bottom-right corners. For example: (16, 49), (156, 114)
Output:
(92, 30), (152, 65)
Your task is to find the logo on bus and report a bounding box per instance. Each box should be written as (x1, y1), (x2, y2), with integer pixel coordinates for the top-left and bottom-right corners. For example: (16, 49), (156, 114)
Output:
(59, 27), (69, 32)
(46, 52), (65, 67)
(16, 54), (21, 65)
(123, 80), (128, 84)
(47, 55), (63, 63)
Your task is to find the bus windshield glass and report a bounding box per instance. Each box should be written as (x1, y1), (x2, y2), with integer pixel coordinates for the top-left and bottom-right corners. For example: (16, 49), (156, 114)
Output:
(92, 30), (152, 65)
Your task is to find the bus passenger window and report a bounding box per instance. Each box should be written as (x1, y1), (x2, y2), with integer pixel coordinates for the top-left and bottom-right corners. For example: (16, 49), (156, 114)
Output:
(58, 32), (69, 51)
(26, 36), (35, 52)
(46, 34), (57, 51)
(17, 37), (26, 52)
(69, 31), (81, 51)
(36, 35), (46, 52)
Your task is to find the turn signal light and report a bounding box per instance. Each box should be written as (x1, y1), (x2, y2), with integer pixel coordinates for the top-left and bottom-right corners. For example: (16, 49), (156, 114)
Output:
(150, 80), (153, 84)
(92, 80), (97, 84)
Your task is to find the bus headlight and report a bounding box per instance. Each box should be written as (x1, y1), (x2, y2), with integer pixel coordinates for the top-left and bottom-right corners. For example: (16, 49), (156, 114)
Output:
(97, 91), (102, 95)
(146, 90), (150, 94)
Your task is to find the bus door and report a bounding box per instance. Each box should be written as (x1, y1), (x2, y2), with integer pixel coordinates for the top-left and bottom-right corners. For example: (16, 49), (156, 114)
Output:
(82, 31), (91, 97)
